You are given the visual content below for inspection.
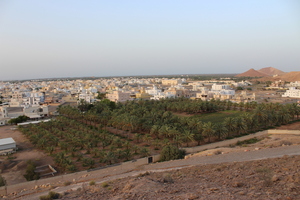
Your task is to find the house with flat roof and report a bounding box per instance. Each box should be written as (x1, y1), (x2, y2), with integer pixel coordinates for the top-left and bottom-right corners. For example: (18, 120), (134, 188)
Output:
(0, 138), (17, 152)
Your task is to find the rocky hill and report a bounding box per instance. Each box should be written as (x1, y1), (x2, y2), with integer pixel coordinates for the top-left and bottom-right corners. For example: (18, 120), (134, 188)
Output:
(258, 67), (285, 76)
(257, 71), (300, 82)
(235, 68), (269, 77)
(59, 155), (300, 200)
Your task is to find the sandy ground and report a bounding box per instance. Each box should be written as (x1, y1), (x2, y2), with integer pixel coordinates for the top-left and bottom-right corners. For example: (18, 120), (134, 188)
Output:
(0, 126), (55, 185)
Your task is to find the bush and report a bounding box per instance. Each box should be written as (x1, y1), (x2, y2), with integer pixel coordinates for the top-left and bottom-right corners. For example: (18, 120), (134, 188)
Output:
(0, 175), (6, 187)
(63, 181), (71, 186)
(48, 191), (61, 199)
(162, 173), (174, 183)
(89, 180), (96, 186)
(24, 160), (39, 181)
(159, 144), (186, 162)
(39, 191), (61, 200)
(101, 182), (109, 188)
(236, 137), (261, 146)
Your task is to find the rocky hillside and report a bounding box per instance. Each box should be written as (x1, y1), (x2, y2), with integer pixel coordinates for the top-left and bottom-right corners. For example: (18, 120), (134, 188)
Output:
(235, 68), (269, 77)
(60, 155), (300, 200)
(257, 71), (300, 82)
(258, 67), (285, 76)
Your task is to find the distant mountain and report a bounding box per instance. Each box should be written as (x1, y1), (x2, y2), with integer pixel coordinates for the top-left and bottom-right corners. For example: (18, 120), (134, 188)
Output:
(277, 71), (300, 82)
(256, 71), (300, 82)
(258, 67), (285, 76)
(235, 68), (269, 77)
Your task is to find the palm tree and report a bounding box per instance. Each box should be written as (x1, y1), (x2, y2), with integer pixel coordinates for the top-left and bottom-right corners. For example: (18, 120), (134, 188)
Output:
(202, 122), (215, 143)
(214, 123), (227, 140)
(235, 117), (247, 135)
(103, 151), (117, 165)
(180, 130), (194, 147)
(223, 117), (236, 138)
(140, 147), (150, 157)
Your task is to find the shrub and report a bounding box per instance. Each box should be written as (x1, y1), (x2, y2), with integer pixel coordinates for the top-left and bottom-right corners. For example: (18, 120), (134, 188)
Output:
(162, 173), (174, 183)
(236, 137), (261, 146)
(24, 160), (39, 181)
(0, 175), (6, 187)
(48, 191), (61, 199)
(39, 191), (61, 200)
(64, 181), (71, 186)
(159, 144), (186, 162)
(39, 195), (51, 200)
(101, 182), (109, 188)
(89, 180), (96, 186)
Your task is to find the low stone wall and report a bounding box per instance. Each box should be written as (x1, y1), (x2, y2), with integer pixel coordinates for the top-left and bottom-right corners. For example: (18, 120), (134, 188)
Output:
(268, 129), (300, 135)
(183, 131), (268, 154)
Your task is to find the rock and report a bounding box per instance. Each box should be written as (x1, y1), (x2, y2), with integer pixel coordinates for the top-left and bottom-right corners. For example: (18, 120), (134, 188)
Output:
(232, 182), (243, 187)
(271, 175), (279, 182)
(255, 147), (260, 150)
(187, 193), (199, 200)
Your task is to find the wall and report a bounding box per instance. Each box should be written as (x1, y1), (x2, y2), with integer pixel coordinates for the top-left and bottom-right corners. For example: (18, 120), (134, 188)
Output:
(268, 129), (300, 135)
(183, 131), (268, 154)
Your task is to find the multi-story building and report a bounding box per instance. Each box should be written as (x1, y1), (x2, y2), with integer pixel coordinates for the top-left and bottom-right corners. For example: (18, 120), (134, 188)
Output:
(282, 87), (300, 98)
(162, 79), (182, 86)
(106, 91), (131, 102)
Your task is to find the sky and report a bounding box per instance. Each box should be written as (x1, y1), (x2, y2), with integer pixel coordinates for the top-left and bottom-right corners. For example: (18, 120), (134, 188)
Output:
(0, 0), (300, 80)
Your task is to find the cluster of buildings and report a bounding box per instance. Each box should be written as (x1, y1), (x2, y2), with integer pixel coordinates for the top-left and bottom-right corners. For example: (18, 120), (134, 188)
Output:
(2, 77), (300, 126)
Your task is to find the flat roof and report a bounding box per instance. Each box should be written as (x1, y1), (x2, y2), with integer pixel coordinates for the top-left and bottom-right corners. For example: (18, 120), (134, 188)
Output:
(0, 137), (16, 145)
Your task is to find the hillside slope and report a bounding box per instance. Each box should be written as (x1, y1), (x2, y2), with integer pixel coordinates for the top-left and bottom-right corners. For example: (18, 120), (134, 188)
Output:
(60, 155), (300, 200)
(257, 71), (300, 82)
(258, 67), (285, 76)
(235, 68), (269, 77)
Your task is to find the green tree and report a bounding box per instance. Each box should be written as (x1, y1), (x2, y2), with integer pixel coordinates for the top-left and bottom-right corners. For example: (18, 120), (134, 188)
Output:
(160, 144), (185, 162)
(202, 122), (215, 143)
(23, 160), (40, 181)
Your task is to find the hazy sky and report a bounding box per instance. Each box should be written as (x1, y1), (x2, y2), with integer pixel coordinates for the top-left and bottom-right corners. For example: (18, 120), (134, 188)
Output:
(0, 0), (299, 80)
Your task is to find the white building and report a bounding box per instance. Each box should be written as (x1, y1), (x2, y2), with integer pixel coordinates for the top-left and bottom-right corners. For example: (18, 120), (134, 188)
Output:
(282, 87), (300, 98)
(0, 138), (16, 151)
(145, 85), (162, 96)
(78, 93), (94, 103)
(150, 92), (175, 100)
(211, 84), (231, 90)
(289, 81), (300, 87)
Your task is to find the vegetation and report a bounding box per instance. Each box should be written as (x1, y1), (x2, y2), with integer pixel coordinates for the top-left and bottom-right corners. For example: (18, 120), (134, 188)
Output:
(23, 160), (40, 181)
(19, 97), (300, 172)
(89, 180), (96, 186)
(160, 144), (186, 161)
(236, 137), (261, 146)
(39, 191), (61, 200)
(8, 115), (29, 124)
(0, 175), (6, 187)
